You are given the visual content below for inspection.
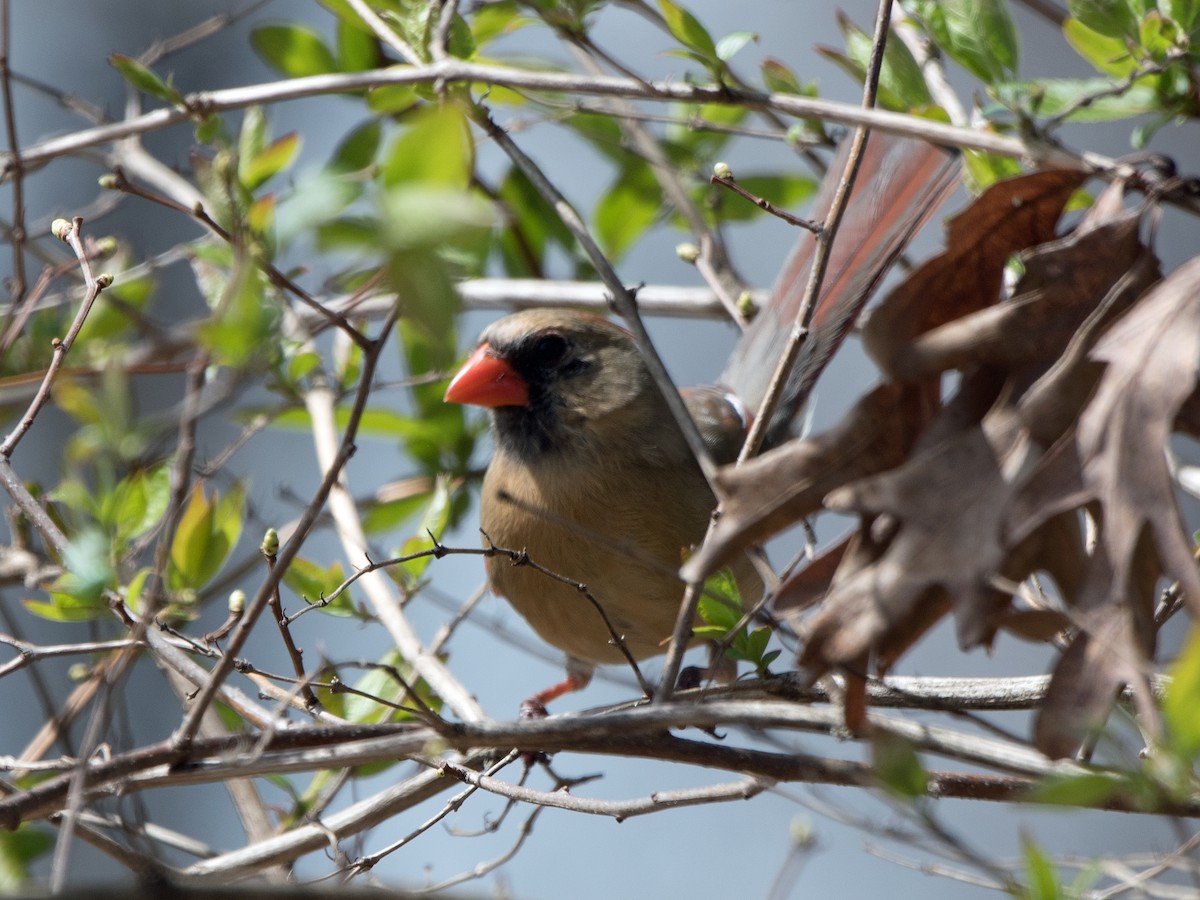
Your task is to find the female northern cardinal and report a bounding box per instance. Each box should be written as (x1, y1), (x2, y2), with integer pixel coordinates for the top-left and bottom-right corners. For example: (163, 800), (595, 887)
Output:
(443, 308), (758, 709)
(444, 134), (959, 709)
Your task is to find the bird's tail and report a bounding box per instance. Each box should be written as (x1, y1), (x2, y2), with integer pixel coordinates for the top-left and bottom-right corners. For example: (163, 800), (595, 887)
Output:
(720, 132), (960, 447)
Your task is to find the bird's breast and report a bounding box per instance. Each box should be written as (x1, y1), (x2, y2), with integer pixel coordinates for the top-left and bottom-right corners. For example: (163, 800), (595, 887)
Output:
(479, 450), (716, 664)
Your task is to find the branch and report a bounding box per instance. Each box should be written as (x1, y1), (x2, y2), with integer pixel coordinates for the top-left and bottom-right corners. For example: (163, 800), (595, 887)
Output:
(2, 60), (1135, 183)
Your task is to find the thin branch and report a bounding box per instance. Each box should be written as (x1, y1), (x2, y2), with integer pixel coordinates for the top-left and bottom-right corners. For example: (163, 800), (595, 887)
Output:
(262, 536), (320, 712)
(710, 167), (821, 232)
(171, 311), (396, 748)
(0, 0), (26, 311)
(342, 0), (421, 65)
(297, 320), (487, 723)
(0, 217), (108, 458)
(105, 167), (369, 348)
(442, 762), (772, 820)
(0, 61), (1133, 185)
(0, 635), (144, 680)
(346, 751), (520, 877)
(8, 693), (1190, 833)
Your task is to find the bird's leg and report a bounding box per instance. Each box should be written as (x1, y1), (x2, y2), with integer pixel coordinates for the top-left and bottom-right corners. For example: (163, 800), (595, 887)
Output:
(519, 657), (594, 720)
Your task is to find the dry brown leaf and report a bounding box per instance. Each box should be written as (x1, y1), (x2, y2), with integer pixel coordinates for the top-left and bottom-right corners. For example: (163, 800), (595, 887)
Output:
(1032, 531), (1161, 759)
(801, 407), (1033, 672)
(1009, 257), (1200, 614)
(681, 382), (929, 582)
(794, 184), (1171, 712)
(895, 205), (1148, 388)
(863, 170), (1086, 381)
(995, 257), (1200, 755)
(774, 535), (850, 614)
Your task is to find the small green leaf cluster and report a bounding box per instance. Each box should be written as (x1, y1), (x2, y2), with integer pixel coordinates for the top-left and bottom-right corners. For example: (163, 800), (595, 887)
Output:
(694, 568), (779, 676)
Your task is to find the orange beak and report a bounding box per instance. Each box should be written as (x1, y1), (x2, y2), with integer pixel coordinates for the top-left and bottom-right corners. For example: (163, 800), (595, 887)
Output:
(444, 343), (530, 408)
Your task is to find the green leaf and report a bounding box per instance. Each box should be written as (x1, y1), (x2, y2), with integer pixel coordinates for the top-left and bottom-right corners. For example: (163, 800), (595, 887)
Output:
(109, 53), (183, 105)
(53, 379), (104, 426)
(380, 185), (495, 251)
(284, 557), (356, 617)
(103, 463), (171, 545)
(1067, 0), (1141, 38)
(123, 568), (151, 615)
(0, 826), (53, 890)
(1160, 0), (1200, 32)
(337, 650), (437, 725)
(251, 24), (338, 78)
(495, 165), (576, 276)
(910, 0), (1019, 83)
(992, 77), (1161, 121)
(1165, 627), (1200, 759)
(1063, 17), (1138, 76)
(363, 490), (434, 534)
(330, 119), (382, 173)
(278, 171), (363, 246)
(472, 1), (531, 46)
(962, 149), (1023, 192)
(595, 162), (661, 260)
(238, 106), (268, 173)
(366, 84), (420, 114)
(381, 104), (474, 188)
(392, 477), (454, 587)
(761, 57), (804, 94)
(871, 730), (928, 799)
(833, 14), (933, 110)
(241, 133), (302, 192)
(1022, 835), (1063, 900)
(1029, 772), (1123, 807)
(337, 16), (380, 71)
(716, 31), (757, 61)
(195, 113), (224, 145)
(697, 568), (742, 631)
(168, 484), (244, 592)
(21, 593), (104, 623)
(196, 258), (279, 368)
(25, 529), (114, 622)
(658, 0), (719, 60)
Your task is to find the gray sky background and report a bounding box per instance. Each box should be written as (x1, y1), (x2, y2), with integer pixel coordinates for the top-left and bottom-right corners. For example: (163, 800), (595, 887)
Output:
(3, 1), (1199, 896)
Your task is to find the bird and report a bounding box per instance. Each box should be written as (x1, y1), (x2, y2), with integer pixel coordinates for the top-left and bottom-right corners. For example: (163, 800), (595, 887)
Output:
(443, 308), (759, 712)
(443, 134), (959, 711)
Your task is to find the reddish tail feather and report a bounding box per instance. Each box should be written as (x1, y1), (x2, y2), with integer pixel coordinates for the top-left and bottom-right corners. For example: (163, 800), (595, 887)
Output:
(721, 132), (960, 445)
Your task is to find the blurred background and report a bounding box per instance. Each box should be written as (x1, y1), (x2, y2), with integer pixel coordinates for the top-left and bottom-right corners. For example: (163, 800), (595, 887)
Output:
(3, 0), (1199, 896)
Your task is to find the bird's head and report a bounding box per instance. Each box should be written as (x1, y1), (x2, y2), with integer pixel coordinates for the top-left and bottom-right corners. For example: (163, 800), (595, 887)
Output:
(444, 309), (671, 463)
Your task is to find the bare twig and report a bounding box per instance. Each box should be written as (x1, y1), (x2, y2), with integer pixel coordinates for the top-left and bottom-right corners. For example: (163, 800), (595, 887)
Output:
(171, 311), (396, 748)
(442, 762), (772, 820)
(711, 168), (821, 232)
(0, 0), (26, 313)
(104, 167), (369, 348)
(262, 534), (320, 711)
(0, 217), (108, 458)
(0, 61), (1133, 185)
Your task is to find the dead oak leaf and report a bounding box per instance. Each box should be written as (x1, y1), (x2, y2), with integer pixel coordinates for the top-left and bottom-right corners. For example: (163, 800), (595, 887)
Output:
(1011, 256), (1200, 620)
(863, 169), (1086, 382)
(681, 382), (930, 582)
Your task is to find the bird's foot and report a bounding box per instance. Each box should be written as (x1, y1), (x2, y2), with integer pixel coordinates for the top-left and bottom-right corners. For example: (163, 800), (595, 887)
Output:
(519, 697), (550, 720)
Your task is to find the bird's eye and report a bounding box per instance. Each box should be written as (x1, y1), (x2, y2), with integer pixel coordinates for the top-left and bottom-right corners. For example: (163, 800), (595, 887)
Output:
(529, 333), (570, 368)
